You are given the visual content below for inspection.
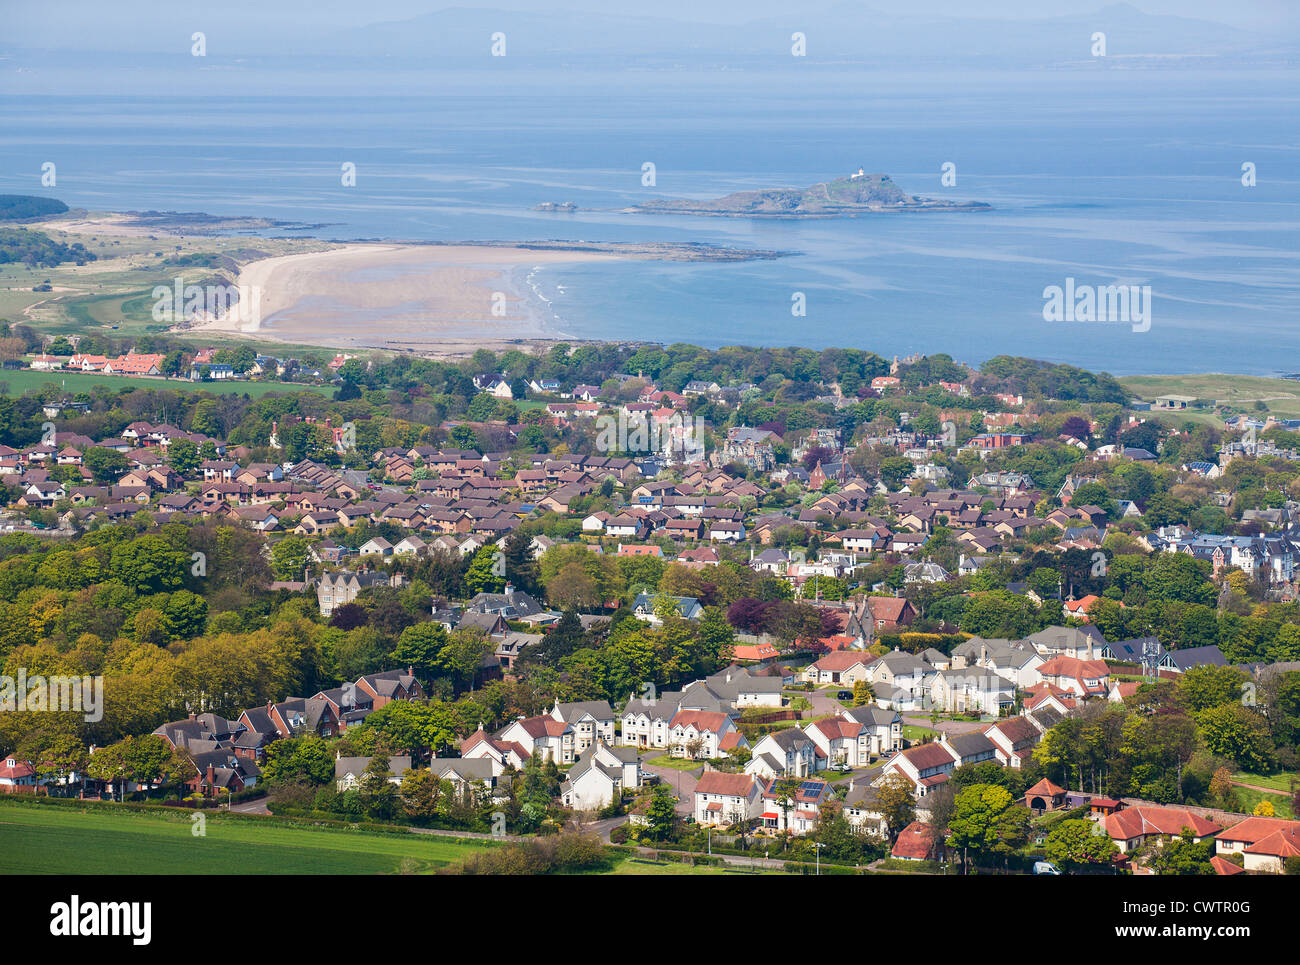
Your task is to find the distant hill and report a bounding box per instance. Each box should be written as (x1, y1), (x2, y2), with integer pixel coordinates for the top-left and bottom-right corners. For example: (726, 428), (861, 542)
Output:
(0, 196), (69, 222)
(633, 172), (988, 218)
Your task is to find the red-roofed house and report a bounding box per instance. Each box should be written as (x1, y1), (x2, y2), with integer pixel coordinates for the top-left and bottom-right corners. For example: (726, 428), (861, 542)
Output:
(733, 641), (780, 662)
(1210, 855), (1246, 876)
(984, 715), (1044, 768)
(694, 771), (762, 826)
(802, 651), (875, 686)
(1104, 806), (1223, 853)
(1216, 816), (1300, 874)
(891, 821), (936, 861)
(1063, 594), (1102, 621)
(460, 728), (529, 775)
(0, 756), (38, 791)
(1036, 655), (1110, 699)
(883, 741), (957, 797)
(804, 716), (872, 769)
(668, 710), (747, 760)
(1023, 682), (1078, 715)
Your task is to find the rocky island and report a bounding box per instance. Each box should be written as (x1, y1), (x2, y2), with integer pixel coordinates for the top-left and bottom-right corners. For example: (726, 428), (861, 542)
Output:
(628, 169), (990, 218)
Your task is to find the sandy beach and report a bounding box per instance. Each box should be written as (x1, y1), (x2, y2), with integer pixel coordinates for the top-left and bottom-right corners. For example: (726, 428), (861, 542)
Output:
(184, 242), (621, 350)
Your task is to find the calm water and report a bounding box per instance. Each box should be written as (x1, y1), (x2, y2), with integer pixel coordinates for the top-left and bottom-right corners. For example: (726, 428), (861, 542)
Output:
(2, 66), (1297, 375)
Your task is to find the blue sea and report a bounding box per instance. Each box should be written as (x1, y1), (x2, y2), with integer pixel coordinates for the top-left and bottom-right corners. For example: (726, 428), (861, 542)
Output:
(1, 65), (1297, 375)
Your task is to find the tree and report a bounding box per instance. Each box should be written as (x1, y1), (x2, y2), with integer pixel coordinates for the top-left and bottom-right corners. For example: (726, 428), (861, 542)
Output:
(946, 783), (1030, 874)
(1198, 703), (1275, 772)
(438, 626), (495, 693)
(391, 621), (448, 686)
(86, 735), (193, 800)
(82, 446), (129, 484)
(109, 535), (187, 594)
(1176, 664), (1247, 715)
(501, 528), (539, 595)
(851, 680), (871, 707)
(874, 773), (917, 841)
(399, 768), (454, 822)
(643, 783), (677, 842)
(879, 456), (914, 490)
(270, 536), (312, 581)
(1043, 818), (1120, 867)
(361, 700), (458, 761)
(262, 735), (335, 786)
(167, 438), (200, 477)
(1149, 830), (1215, 876)
(464, 546), (506, 595)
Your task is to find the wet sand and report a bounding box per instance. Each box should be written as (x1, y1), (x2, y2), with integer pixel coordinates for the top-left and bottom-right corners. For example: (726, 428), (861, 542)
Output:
(185, 242), (620, 349)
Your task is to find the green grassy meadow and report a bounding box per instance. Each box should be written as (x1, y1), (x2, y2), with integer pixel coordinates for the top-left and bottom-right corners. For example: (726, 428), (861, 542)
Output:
(0, 801), (494, 875)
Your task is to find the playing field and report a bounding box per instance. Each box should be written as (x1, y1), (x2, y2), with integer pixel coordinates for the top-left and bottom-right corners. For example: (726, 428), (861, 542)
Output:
(0, 802), (495, 875)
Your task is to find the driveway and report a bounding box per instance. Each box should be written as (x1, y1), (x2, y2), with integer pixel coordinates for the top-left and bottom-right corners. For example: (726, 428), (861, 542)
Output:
(787, 687), (848, 719)
(642, 759), (704, 815)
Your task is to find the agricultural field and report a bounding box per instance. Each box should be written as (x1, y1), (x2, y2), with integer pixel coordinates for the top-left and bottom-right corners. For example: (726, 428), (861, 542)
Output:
(0, 801), (496, 875)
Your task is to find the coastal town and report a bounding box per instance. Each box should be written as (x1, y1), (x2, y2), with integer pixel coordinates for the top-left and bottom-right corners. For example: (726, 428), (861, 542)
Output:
(1, 336), (1297, 878)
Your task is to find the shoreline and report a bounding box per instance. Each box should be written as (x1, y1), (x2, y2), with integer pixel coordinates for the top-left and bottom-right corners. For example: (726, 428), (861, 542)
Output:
(179, 242), (614, 348)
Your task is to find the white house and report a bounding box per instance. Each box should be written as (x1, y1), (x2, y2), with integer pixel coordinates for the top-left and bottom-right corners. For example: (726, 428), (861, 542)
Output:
(693, 771), (763, 827)
(334, 755), (412, 791)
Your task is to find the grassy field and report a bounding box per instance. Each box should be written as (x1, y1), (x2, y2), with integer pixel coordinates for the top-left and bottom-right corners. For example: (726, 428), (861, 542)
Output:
(1234, 771), (1298, 793)
(645, 754), (705, 772)
(1120, 373), (1300, 426)
(1230, 786), (1294, 820)
(0, 801), (494, 874)
(0, 369), (335, 399)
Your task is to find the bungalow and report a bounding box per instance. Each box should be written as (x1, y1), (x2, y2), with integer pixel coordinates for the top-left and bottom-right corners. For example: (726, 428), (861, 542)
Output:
(1104, 805), (1222, 854)
(1215, 816), (1300, 874)
(891, 821), (936, 861)
(802, 651), (875, 687)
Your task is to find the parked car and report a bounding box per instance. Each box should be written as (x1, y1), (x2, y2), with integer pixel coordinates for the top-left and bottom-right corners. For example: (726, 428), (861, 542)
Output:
(1032, 860), (1061, 876)
(836, 690), (853, 701)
